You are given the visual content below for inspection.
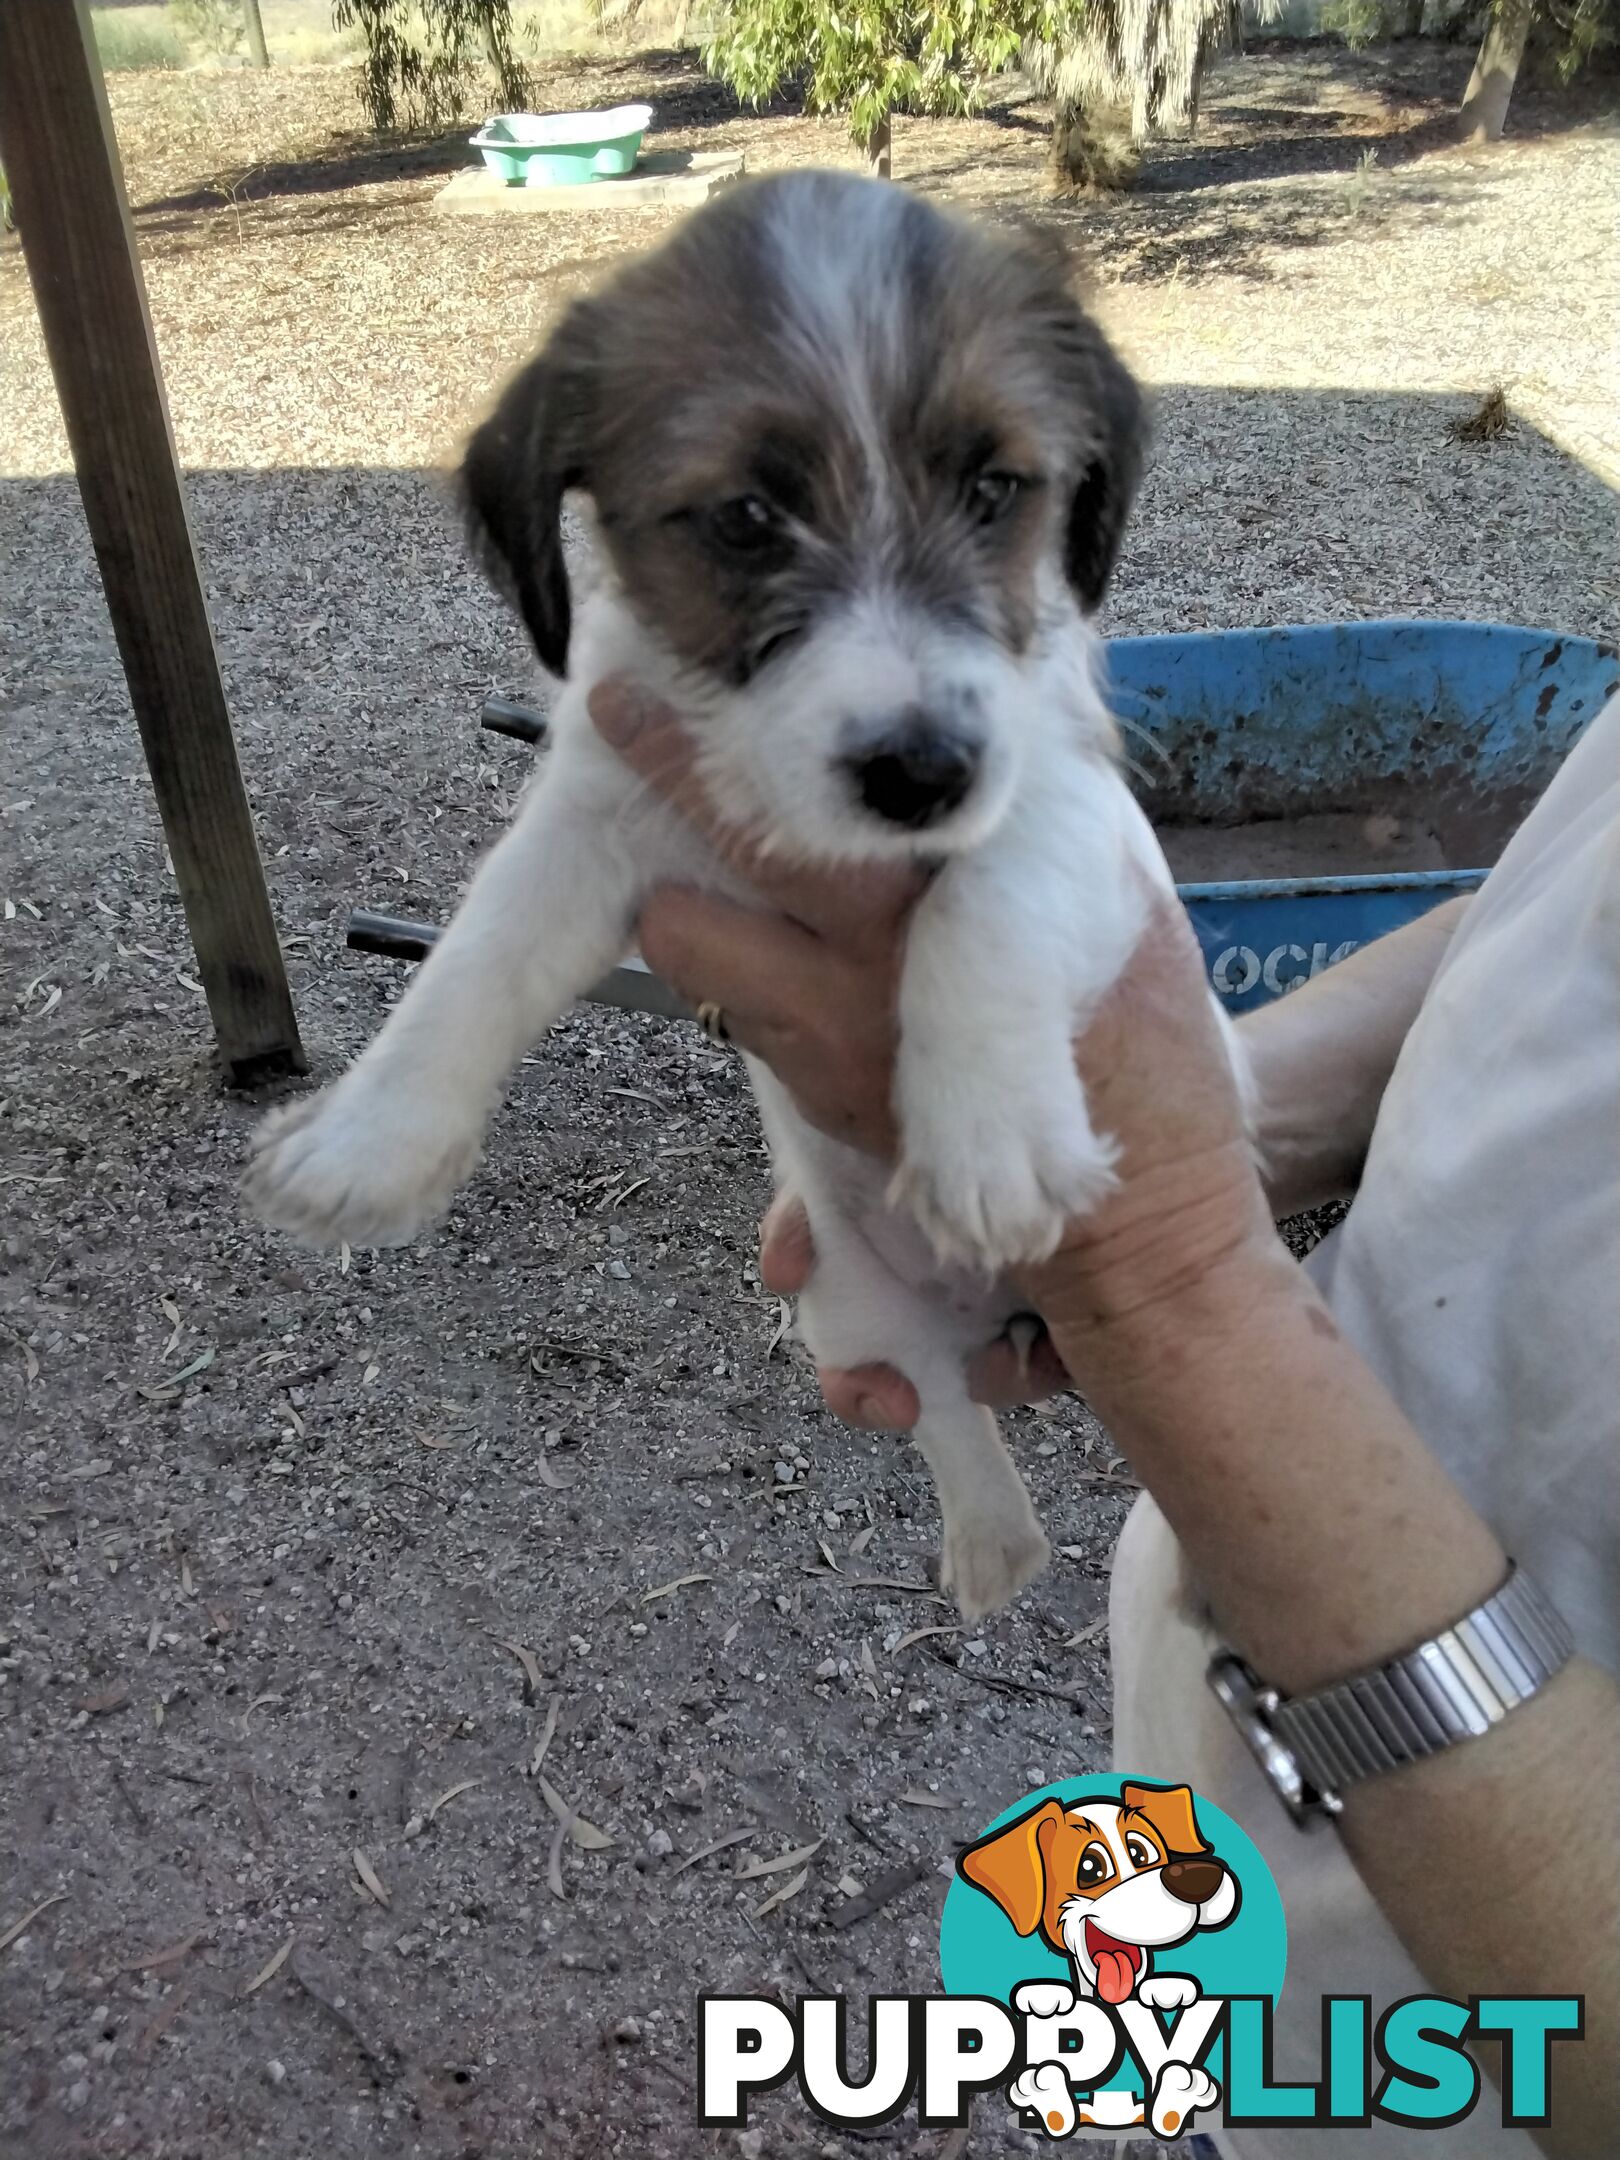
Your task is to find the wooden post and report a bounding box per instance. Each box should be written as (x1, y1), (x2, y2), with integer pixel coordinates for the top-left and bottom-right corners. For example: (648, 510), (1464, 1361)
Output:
(0, 0), (304, 1084)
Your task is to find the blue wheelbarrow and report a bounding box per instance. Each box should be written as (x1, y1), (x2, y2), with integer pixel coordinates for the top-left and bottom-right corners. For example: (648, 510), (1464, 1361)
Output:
(348, 619), (1617, 1015)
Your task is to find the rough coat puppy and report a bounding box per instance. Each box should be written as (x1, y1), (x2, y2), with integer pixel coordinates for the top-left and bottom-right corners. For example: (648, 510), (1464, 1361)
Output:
(248, 171), (1238, 1616)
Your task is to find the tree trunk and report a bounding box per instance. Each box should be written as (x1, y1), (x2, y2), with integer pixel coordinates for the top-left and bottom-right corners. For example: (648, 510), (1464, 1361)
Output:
(1457, 0), (1533, 141)
(1046, 98), (1138, 194)
(1391, 0), (1425, 34)
(864, 111), (891, 179)
(241, 0), (269, 67)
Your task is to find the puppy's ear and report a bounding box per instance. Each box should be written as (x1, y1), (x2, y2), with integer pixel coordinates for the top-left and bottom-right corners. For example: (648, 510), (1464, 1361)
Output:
(1010, 234), (1145, 615)
(1121, 1782), (1210, 1859)
(958, 1799), (1066, 1937)
(1064, 331), (1144, 614)
(460, 301), (599, 677)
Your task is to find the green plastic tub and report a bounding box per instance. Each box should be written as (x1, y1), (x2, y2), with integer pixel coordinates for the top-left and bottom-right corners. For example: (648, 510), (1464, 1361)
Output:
(470, 104), (653, 187)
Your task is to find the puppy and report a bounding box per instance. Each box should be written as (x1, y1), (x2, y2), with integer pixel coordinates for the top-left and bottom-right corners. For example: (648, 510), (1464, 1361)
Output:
(247, 171), (1238, 1615)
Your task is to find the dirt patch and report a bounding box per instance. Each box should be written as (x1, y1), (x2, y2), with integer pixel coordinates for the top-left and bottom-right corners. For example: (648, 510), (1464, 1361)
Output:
(1, 38), (1617, 2160)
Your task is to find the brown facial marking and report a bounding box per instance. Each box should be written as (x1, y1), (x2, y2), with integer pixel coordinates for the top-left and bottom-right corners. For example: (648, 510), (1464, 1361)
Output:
(461, 172), (1143, 683)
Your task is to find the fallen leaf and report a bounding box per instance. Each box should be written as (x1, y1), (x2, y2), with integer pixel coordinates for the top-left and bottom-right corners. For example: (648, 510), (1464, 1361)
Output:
(352, 1850), (389, 1907)
(816, 1539), (841, 1574)
(416, 1431), (456, 1450)
(0, 1892), (68, 1955)
(672, 1828), (753, 1876)
(899, 1789), (955, 1811)
(736, 1839), (822, 1882)
(427, 1777), (484, 1821)
(64, 1461), (113, 1481)
(361, 1361), (380, 1386)
(765, 1298), (793, 1356)
(1062, 1617), (1108, 1651)
(339, 1242), (351, 1275)
(893, 1625), (962, 1654)
(536, 1453), (577, 1491)
(493, 1636), (545, 1699)
(546, 1812), (570, 1901)
(160, 1298), (183, 1357)
(241, 1934), (294, 1996)
(529, 1696), (560, 1776)
(169, 1347), (215, 1386)
(752, 1866), (809, 1919)
(537, 1773), (614, 1851)
(639, 1572), (712, 1606)
(76, 1686), (131, 1715)
(848, 1527), (877, 1556)
(129, 1929), (207, 1971)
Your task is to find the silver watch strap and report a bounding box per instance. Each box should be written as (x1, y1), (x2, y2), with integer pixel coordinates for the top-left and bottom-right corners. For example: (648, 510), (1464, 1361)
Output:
(1209, 1563), (1576, 1825)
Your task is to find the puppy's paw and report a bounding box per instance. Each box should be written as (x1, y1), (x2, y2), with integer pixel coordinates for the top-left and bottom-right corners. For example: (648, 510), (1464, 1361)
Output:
(1151, 2061), (1219, 2141)
(939, 1493), (1051, 1619)
(1009, 2061), (1076, 2138)
(1013, 1981), (1077, 2021)
(245, 1076), (482, 1250)
(891, 1092), (1119, 1275)
(1137, 1974), (1200, 2014)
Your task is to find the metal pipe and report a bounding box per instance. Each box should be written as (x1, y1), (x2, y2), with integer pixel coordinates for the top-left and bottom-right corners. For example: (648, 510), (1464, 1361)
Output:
(345, 909), (696, 1024)
(479, 696), (547, 746)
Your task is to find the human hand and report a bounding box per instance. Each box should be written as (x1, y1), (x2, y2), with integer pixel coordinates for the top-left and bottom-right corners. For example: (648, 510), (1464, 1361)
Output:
(757, 1192), (1073, 1432)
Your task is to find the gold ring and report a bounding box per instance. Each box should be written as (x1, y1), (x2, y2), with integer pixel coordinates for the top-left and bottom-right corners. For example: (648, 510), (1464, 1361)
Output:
(696, 999), (731, 1047)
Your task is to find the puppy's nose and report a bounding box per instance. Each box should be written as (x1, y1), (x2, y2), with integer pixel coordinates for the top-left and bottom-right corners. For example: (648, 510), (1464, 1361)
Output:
(1161, 1859), (1224, 1907)
(845, 712), (981, 830)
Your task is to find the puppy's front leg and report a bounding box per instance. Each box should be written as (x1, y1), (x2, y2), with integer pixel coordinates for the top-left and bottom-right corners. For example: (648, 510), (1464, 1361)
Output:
(891, 838), (1134, 1274)
(247, 745), (642, 1249)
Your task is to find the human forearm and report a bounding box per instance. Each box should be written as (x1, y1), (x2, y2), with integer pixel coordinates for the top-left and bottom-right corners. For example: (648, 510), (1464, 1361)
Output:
(1034, 1240), (1617, 2155)
(1242, 895), (1471, 1214)
(1034, 1230), (1504, 1690)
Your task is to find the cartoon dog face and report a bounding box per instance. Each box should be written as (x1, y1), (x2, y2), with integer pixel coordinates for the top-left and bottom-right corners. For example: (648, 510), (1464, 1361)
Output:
(958, 1783), (1239, 2005)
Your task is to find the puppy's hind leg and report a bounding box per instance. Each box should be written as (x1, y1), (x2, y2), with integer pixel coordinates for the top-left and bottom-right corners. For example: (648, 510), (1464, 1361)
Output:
(792, 1208), (1049, 1620)
(913, 1385), (1051, 1621)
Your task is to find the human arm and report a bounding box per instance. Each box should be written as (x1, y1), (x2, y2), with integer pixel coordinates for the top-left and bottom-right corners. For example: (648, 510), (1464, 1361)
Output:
(1239, 891), (1471, 1214)
(1021, 909), (1616, 2157)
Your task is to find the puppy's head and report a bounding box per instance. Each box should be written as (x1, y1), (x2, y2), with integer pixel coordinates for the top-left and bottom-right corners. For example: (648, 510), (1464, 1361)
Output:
(462, 170), (1144, 863)
(958, 1784), (1238, 2004)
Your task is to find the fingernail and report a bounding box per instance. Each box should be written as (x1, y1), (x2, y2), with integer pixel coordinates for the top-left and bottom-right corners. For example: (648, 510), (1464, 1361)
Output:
(589, 679), (651, 748)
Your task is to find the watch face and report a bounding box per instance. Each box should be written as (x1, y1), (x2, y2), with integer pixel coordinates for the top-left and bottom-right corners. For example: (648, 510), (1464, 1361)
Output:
(1206, 1653), (1334, 1824)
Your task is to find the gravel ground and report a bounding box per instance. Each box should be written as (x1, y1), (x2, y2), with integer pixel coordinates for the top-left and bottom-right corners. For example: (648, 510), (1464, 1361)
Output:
(2, 39), (1617, 2160)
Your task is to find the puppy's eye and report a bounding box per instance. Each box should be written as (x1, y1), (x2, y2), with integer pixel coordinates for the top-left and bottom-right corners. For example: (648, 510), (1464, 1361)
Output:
(967, 471), (1023, 526)
(1125, 1834), (1158, 1870)
(1076, 1841), (1113, 1887)
(708, 494), (782, 553)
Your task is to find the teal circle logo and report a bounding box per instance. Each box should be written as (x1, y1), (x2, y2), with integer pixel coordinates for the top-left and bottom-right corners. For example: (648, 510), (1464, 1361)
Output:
(941, 1774), (1287, 2006)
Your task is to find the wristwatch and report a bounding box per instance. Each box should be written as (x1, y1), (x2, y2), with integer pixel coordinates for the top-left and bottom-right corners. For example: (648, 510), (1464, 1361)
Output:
(1208, 1562), (1576, 1826)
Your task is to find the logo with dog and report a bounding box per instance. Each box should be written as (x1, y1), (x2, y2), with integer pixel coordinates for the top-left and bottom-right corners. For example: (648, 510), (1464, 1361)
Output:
(942, 1774), (1286, 2142)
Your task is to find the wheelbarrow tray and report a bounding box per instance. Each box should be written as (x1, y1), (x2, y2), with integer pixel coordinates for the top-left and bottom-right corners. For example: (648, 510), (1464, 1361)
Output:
(1110, 619), (1617, 1010)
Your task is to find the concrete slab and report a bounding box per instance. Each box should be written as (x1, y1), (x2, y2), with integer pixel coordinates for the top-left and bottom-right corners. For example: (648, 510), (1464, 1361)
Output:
(434, 149), (746, 217)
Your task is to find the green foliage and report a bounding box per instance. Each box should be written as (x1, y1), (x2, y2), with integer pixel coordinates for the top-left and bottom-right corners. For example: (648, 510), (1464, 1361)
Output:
(1541, 0), (1616, 78)
(1320, 0), (1402, 46)
(172, 0), (246, 59)
(704, 0), (1070, 153)
(90, 10), (188, 71)
(333, 0), (530, 130)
